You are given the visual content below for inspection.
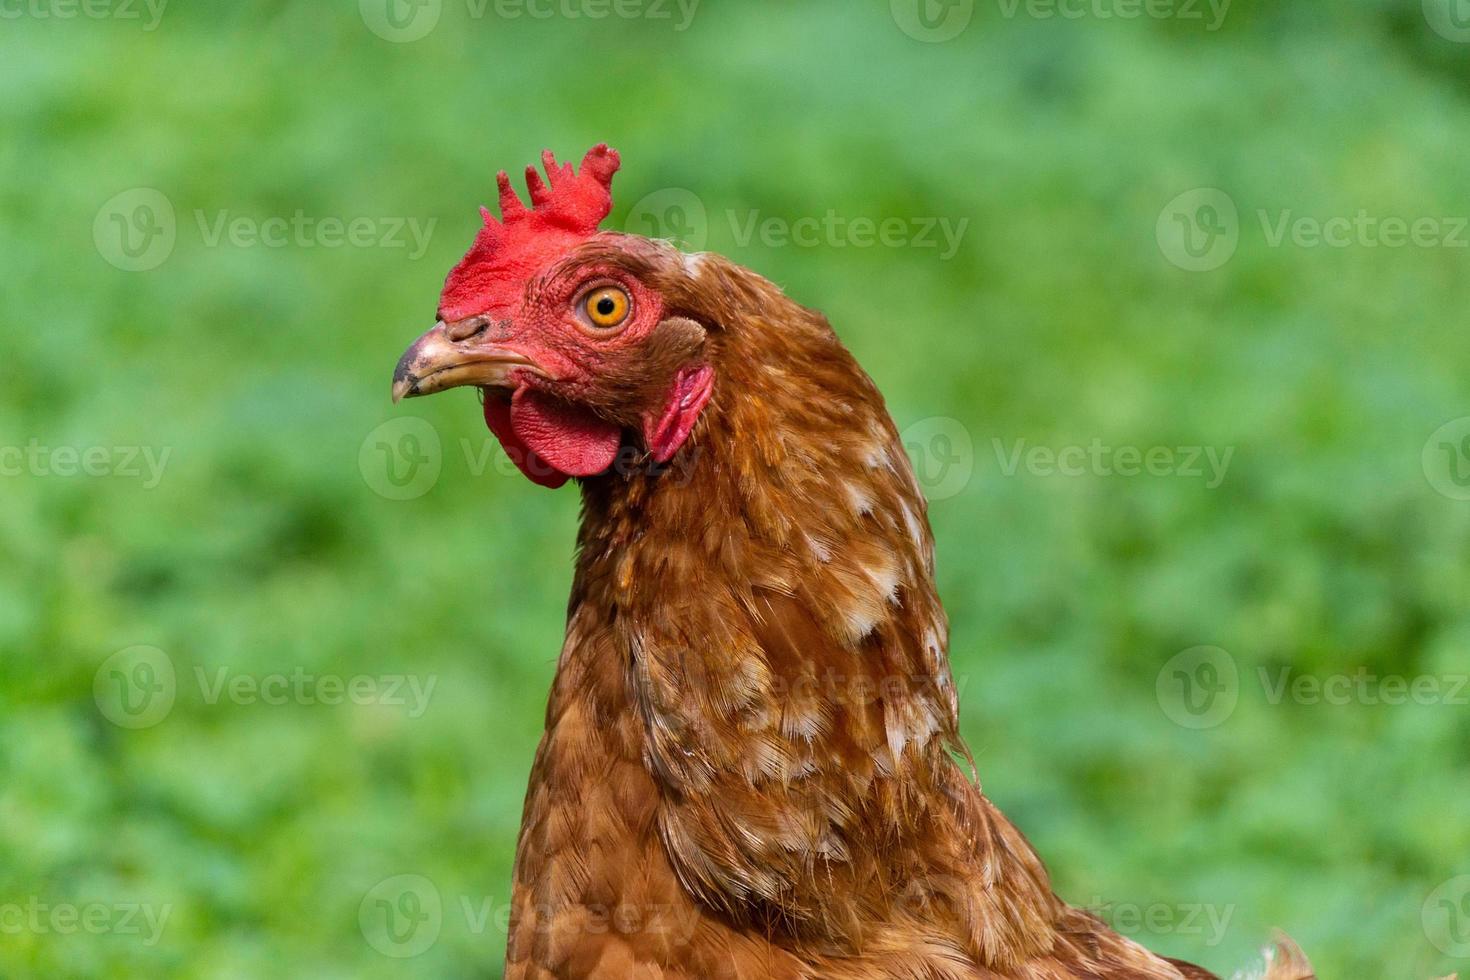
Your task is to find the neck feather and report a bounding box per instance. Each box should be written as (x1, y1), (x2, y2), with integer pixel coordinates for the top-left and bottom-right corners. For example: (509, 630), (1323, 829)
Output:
(548, 262), (1061, 965)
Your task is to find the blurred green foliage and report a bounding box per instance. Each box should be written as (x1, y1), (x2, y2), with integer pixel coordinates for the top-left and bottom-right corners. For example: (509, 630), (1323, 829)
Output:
(2, 0), (1469, 976)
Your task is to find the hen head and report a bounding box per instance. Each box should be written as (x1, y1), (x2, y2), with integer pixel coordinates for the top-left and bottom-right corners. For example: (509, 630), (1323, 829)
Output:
(392, 144), (713, 488)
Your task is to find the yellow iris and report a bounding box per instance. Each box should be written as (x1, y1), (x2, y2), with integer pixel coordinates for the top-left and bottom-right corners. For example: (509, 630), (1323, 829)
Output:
(584, 286), (630, 328)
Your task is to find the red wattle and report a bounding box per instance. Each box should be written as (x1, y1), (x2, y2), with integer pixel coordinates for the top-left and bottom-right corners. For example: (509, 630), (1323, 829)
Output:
(484, 387), (621, 489)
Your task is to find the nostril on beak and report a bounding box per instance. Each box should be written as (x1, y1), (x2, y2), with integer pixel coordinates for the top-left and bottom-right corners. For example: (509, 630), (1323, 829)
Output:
(445, 316), (489, 342)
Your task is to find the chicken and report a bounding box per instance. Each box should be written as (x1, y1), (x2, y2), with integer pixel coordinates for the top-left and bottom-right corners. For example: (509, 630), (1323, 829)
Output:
(388, 144), (1318, 979)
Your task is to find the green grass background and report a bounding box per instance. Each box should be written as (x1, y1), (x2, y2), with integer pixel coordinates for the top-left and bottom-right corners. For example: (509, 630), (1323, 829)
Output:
(2, 0), (1469, 976)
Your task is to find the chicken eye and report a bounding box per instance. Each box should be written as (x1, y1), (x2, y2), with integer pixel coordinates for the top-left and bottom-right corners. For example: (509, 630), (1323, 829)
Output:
(583, 286), (631, 329)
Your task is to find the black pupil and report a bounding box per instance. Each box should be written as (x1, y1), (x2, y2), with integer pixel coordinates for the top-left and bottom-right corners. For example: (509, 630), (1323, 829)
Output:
(596, 296), (617, 317)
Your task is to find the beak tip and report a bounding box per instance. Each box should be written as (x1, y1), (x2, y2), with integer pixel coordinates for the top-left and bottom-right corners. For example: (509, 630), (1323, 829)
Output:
(392, 319), (529, 405)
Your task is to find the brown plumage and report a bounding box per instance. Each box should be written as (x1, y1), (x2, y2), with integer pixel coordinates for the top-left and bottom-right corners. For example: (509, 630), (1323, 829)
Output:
(388, 145), (1374, 979)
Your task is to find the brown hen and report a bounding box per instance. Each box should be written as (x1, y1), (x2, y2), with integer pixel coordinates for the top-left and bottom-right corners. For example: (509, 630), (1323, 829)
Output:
(391, 144), (1330, 979)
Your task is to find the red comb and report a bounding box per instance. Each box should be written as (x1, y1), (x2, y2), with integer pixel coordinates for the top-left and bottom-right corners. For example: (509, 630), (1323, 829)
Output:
(439, 144), (621, 321)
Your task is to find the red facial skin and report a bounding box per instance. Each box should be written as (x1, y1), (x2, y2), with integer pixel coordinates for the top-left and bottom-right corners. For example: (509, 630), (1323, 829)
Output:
(432, 146), (712, 489)
(476, 262), (685, 489)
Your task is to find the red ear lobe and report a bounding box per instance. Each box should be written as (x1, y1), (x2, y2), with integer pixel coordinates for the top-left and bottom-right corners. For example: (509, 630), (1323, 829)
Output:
(643, 365), (714, 464)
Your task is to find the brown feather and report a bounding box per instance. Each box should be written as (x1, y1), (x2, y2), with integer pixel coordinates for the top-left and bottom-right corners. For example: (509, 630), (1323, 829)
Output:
(499, 240), (1311, 978)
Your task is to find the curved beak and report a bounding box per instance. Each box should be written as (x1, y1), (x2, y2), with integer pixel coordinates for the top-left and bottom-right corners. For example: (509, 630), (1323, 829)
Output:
(391, 321), (540, 403)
